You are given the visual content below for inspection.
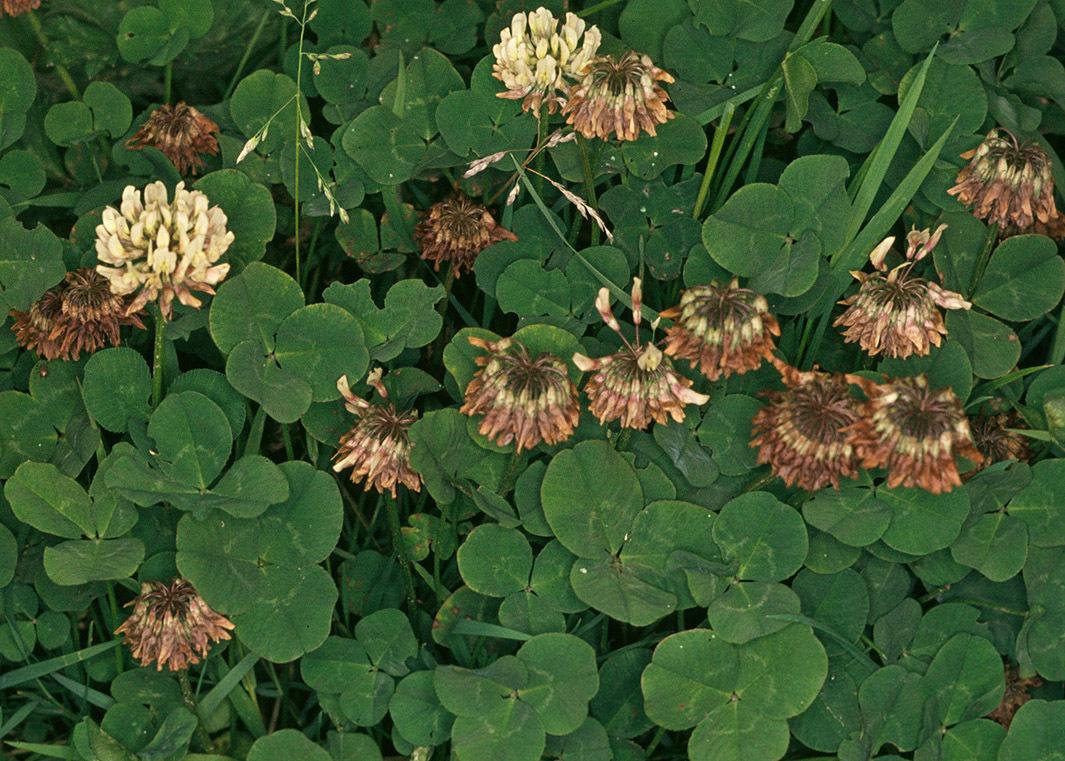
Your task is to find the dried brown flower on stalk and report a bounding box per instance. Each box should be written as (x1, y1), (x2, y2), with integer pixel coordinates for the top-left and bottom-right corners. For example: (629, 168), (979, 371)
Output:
(0, 0), (42, 17)
(95, 181), (234, 319)
(461, 335), (579, 451)
(563, 51), (674, 142)
(575, 280), (709, 429)
(333, 370), (421, 496)
(660, 278), (779, 381)
(967, 412), (1031, 474)
(843, 374), (983, 494)
(10, 268), (145, 361)
(948, 128), (1065, 239)
(414, 193), (517, 277)
(115, 578), (234, 671)
(125, 103), (220, 175)
(835, 226), (970, 360)
(750, 359), (863, 492)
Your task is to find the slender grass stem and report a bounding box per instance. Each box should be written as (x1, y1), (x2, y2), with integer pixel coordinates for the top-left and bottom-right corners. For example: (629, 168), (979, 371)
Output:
(498, 449), (525, 496)
(533, 104), (549, 196)
(26, 11), (81, 101)
(967, 223), (998, 300)
(385, 493), (418, 608)
(292, 0), (311, 286)
(576, 0), (627, 16)
(178, 670), (215, 751)
(576, 134), (600, 246)
(280, 423), (296, 460)
(164, 62), (173, 104)
(151, 306), (166, 408)
(1050, 305), (1065, 365)
(692, 102), (735, 219)
(225, 9), (270, 100)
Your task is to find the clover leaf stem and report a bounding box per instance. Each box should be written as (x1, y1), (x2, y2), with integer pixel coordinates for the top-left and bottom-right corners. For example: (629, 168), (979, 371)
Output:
(151, 305), (166, 408)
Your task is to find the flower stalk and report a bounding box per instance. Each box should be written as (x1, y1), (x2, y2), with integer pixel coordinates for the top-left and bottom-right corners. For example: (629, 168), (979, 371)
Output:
(152, 304), (166, 408)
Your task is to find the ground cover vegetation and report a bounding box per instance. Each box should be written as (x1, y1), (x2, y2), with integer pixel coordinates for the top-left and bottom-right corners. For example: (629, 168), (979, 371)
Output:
(2, 0), (1065, 759)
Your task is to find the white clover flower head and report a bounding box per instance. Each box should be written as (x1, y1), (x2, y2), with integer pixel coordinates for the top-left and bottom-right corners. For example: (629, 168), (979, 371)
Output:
(95, 181), (234, 320)
(491, 7), (601, 113)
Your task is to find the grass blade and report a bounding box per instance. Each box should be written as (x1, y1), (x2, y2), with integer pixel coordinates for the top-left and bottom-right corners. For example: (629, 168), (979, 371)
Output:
(835, 114), (959, 274)
(198, 652), (261, 717)
(451, 620), (532, 641)
(767, 613), (878, 672)
(837, 44), (939, 261)
(0, 640), (121, 691)
(0, 700), (39, 739)
(4, 742), (76, 759)
(802, 116), (959, 368)
(509, 156), (647, 317)
(50, 673), (115, 710)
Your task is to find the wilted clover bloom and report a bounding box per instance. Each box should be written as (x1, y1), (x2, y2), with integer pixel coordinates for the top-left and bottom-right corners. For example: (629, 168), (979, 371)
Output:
(750, 359), (863, 492)
(843, 374), (982, 494)
(461, 335), (579, 451)
(835, 226), (970, 360)
(563, 51), (675, 142)
(333, 370), (421, 496)
(10, 268), (145, 361)
(95, 181), (234, 319)
(968, 412), (1031, 473)
(947, 128), (1065, 238)
(492, 7), (601, 113)
(660, 278), (779, 381)
(1, 0), (42, 16)
(115, 578), (234, 672)
(126, 102), (220, 175)
(414, 193), (517, 277)
(575, 280), (709, 429)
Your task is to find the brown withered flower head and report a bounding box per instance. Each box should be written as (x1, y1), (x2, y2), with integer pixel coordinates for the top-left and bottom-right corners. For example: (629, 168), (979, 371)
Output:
(835, 226), (970, 360)
(968, 411), (1031, 474)
(947, 128), (1065, 239)
(843, 374), (983, 494)
(574, 280), (709, 429)
(660, 278), (779, 381)
(988, 660), (1042, 730)
(563, 51), (675, 142)
(115, 578), (234, 672)
(461, 335), (579, 451)
(125, 102), (220, 176)
(414, 193), (517, 277)
(333, 370), (421, 496)
(749, 358), (863, 492)
(10, 268), (145, 361)
(1, 0), (42, 17)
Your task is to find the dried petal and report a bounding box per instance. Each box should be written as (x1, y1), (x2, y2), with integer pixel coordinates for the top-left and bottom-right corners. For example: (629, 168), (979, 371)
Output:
(461, 336), (580, 452)
(0, 0), (42, 16)
(660, 279), (779, 381)
(10, 268), (145, 361)
(126, 103), (220, 176)
(842, 374), (983, 494)
(562, 51), (675, 142)
(333, 372), (421, 496)
(948, 128), (1065, 239)
(835, 230), (969, 360)
(414, 193), (517, 277)
(750, 360), (863, 491)
(115, 578), (234, 672)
